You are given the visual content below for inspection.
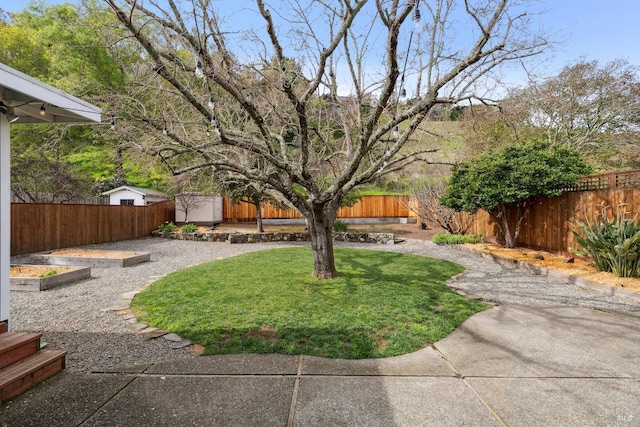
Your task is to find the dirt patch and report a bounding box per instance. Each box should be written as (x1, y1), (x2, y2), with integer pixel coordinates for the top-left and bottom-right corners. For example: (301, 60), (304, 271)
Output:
(242, 325), (279, 344)
(45, 249), (139, 258)
(467, 243), (640, 295)
(10, 265), (74, 278)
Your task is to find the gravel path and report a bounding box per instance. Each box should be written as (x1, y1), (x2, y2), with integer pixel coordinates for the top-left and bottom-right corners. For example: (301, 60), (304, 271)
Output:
(9, 237), (640, 373)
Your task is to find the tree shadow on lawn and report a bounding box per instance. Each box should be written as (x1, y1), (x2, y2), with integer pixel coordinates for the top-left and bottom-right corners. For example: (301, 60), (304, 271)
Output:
(136, 247), (489, 359)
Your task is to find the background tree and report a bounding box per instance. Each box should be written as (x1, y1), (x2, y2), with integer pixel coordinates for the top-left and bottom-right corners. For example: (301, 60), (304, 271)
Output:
(1, 2), (170, 196)
(169, 172), (213, 223)
(104, 0), (549, 278)
(407, 175), (474, 234)
(440, 140), (592, 248)
(219, 176), (273, 233)
(11, 146), (93, 203)
(460, 59), (640, 168)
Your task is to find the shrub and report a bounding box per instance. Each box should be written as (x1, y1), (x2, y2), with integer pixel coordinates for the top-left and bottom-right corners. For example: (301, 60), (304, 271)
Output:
(333, 220), (348, 232)
(572, 202), (640, 277)
(39, 269), (58, 278)
(158, 222), (176, 232)
(433, 232), (483, 245)
(180, 223), (198, 233)
(408, 175), (475, 235)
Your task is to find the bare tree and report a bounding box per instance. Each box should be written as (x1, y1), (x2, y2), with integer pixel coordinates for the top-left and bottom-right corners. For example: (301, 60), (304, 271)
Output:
(219, 174), (274, 233)
(169, 173), (208, 223)
(175, 192), (206, 223)
(516, 59), (640, 149)
(461, 58), (640, 162)
(11, 148), (93, 203)
(104, 0), (549, 278)
(408, 177), (474, 234)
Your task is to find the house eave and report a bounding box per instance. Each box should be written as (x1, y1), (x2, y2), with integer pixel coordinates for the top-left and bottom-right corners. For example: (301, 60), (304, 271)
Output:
(0, 63), (102, 125)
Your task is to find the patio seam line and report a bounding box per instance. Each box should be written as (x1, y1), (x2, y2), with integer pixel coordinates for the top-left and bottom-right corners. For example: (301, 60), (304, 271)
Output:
(431, 343), (464, 378)
(286, 355), (303, 427)
(462, 378), (509, 427)
(78, 374), (138, 426)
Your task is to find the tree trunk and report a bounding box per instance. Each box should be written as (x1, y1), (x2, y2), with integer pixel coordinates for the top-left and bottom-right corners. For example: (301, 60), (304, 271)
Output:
(255, 201), (264, 233)
(115, 147), (124, 181)
(490, 206), (516, 248)
(306, 205), (338, 279)
(501, 215), (516, 248)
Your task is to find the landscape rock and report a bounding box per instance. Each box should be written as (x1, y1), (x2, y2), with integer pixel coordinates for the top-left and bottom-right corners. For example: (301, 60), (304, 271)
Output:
(152, 230), (394, 245)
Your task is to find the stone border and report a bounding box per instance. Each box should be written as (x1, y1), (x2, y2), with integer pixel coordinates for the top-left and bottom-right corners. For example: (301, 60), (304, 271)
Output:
(102, 275), (196, 350)
(152, 230), (395, 245)
(454, 245), (640, 304)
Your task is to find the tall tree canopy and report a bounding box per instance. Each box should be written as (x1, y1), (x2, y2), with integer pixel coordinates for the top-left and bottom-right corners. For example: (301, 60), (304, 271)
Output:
(104, 0), (549, 278)
(1, 1), (170, 193)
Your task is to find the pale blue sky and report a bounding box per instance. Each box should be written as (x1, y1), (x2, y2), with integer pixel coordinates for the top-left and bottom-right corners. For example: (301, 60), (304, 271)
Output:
(542, 1), (639, 72)
(3, 0), (639, 75)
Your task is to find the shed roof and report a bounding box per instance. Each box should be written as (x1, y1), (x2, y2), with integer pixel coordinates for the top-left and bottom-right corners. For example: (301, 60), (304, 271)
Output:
(101, 185), (168, 198)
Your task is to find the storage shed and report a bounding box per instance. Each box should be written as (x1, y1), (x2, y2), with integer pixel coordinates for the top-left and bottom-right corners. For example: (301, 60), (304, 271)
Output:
(102, 185), (168, 206)
(175, 194), (223, 224)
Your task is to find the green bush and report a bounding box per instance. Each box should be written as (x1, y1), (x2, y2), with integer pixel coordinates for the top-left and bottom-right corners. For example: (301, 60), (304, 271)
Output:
(572, 203), (640, 277)
(333, 220), (348, 232)
(180, 223), (198, 233)
(158, 222), (176, 232)
(432, 232), (483, 245)
(39, 269), (58, 278)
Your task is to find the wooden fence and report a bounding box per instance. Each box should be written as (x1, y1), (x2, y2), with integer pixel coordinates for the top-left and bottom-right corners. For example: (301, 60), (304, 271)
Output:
(223, 195), (413, 222)
(11, 200), (175, 255)
(469, 170), (640, 254)
(11, 170), (639, 256)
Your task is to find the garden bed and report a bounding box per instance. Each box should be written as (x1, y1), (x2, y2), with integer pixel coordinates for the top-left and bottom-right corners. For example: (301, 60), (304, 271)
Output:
(10, 265), (91, 291)
(32, 249), (150, 267)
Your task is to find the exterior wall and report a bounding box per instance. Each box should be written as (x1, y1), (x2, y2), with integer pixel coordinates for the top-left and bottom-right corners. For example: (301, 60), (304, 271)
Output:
(175, 196), (223, 223)
(108, 190), (146, 206)
(0, 115), (9, 324)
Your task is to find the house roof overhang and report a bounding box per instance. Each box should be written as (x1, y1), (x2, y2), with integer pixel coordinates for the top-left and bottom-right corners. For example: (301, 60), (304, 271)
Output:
(0, 62), (102, 124)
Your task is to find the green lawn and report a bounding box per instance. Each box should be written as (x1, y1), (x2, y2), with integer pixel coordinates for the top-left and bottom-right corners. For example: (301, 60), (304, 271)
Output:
(132, 247), (489, 359)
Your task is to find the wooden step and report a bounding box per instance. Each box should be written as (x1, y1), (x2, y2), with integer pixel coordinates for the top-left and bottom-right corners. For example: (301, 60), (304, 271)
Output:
(0, 350), (67, 404)
(0, 332), (42, 370)
(0, 322), (7, 334)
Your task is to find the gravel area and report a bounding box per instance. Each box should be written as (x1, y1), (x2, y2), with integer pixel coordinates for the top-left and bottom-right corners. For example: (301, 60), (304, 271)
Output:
(9, 236), (640, 373)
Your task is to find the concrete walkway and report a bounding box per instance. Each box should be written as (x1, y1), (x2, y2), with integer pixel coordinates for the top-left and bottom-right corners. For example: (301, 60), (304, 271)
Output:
(2, 305), (639, 426)
(2, 238), (640, 426)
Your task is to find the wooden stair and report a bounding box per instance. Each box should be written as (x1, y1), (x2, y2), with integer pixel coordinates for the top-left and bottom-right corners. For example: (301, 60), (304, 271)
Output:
(0, 323), (66, 404)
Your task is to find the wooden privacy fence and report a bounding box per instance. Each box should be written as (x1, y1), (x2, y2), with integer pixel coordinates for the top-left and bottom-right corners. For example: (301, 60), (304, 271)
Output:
(223, 195), (414, 222)
(468, 170), (640, 254)
(11, 200), (175, 255)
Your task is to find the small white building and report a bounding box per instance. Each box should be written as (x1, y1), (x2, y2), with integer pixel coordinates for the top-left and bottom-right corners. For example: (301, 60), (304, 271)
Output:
(102, 185), (168, 206)
(175, 194), (223, 224)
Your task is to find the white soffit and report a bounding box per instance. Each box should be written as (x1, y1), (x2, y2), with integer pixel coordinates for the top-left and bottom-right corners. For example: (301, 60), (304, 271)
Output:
(0, 62), (102, 124)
